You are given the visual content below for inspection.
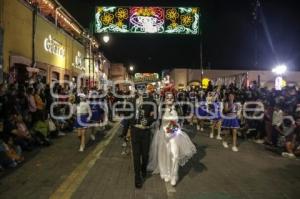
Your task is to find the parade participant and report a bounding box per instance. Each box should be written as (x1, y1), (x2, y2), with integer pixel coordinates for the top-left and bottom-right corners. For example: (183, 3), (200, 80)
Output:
(130, 89), (156, 189)
(196, 89), (207, 132)
(148, 92), (196, 187)
(209, 91), (222, 140)
(88, 91), (102, 141)
(74, 93), (92, 152)
(221, 92), (240, 152)
(188, 89), (198, 129)
(120, 94), (135, 151)
(107, 90), (115, 122)
(177, 91), (188, 126)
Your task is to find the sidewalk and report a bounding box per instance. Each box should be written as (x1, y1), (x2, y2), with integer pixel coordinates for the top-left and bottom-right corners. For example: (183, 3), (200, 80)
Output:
(0, 125), (114, 199)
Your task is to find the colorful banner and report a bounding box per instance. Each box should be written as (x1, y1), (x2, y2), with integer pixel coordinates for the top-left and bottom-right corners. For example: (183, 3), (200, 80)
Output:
(134, 73), (160, 83)
(95, 7), (200, 35)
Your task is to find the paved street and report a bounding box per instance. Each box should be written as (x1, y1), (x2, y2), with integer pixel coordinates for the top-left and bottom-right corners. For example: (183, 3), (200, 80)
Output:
(1, 124), (300, 199)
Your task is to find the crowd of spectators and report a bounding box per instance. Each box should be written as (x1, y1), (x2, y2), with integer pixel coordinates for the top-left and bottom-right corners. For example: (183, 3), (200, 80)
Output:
(1, 80), (299, 172)
(178, 83), (300, 158)
(0, 81), (117, 171)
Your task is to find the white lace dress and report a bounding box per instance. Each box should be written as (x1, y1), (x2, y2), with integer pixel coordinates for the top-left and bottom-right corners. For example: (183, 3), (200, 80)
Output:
(148, 105), (197, 183)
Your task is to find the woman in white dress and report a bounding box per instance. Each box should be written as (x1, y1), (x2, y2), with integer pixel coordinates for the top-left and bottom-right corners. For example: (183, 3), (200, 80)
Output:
(148, 92), (196, 186)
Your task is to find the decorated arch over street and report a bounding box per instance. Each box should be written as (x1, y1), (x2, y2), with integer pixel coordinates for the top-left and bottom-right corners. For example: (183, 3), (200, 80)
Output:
(95, 7), (200, 35)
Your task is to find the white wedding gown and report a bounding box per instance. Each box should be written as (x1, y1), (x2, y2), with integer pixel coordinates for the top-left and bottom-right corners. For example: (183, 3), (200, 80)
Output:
(148, 105), (197, 184)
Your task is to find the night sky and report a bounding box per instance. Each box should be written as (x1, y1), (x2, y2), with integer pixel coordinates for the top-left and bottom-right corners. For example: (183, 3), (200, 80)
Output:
(60, 0), (300, 72)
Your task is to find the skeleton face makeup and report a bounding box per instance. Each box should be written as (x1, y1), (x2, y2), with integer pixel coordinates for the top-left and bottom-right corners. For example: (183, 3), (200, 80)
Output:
(165, 93), (174, 105)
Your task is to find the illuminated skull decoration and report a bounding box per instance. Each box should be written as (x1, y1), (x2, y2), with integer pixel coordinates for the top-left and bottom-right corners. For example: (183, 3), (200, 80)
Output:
(137, 16), (159, 33)
(130, 7), (164, 33)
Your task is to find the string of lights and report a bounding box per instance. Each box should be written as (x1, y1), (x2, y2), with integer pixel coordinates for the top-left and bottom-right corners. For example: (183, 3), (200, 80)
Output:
(26, 0), (85, 37)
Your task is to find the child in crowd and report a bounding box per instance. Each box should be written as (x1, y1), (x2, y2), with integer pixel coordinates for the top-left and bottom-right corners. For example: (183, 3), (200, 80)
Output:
(281, 117), (296, 158)
(4, 136), (24, 164)
(14, 114), (35, 150)
(0, 140), (18, 169)
(33, 112), (51, 146)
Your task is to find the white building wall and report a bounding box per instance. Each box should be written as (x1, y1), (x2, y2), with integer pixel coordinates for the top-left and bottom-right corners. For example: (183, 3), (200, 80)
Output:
(170, 68), (300, 88)
(170, 68), (188, 88)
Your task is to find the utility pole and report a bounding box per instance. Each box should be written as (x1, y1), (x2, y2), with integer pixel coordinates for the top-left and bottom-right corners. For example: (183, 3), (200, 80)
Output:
(252, 0), (261, 87)
(252, 0), (261, 68)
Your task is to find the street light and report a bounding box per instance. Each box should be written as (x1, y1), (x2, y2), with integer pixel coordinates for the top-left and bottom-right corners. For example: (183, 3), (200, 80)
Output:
(272, 64), (287, 75)
(272, 64), (287, 91)
(129, 65), (134, 72)
(103, 35), (110, 43)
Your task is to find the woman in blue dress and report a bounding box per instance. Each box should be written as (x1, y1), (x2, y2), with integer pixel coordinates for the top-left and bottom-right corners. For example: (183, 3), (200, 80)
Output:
(222, 92), (240, 152)
(88, 91), (102, 142)
(208, 92), (222, 140)
(74, 93), (92, 152)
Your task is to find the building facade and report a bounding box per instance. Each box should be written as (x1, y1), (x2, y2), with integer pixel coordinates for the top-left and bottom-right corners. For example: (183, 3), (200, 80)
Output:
(170, 68), (300, 89)
(110, 63), (128, 82)
(0, 0), (109, 88)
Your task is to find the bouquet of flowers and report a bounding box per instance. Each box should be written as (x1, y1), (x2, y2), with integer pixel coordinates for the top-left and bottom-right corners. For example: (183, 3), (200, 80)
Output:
(166, 120), (179, 134)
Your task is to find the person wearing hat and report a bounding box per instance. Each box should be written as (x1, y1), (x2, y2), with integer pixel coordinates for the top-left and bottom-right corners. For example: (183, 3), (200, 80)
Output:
(74, 93), (92, 152)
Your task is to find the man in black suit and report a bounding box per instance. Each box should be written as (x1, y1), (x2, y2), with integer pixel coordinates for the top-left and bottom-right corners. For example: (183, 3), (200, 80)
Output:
(130, 91), (156, 188)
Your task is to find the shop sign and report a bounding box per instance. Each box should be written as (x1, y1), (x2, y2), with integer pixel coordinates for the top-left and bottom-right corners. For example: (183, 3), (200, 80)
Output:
(44, 35), (65, 58)
(275, 76), (286, 91)
(72, 51), (85, 71)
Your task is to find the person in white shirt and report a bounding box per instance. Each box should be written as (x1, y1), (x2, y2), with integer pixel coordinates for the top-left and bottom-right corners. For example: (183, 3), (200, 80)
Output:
(271, 104), (283, 146)
(74, 93), (92, 152)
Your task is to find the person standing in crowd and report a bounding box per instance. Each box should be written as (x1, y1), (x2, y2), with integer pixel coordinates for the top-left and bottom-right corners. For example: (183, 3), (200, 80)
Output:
(44, 84), (53, 115)
(130, 90), (156, 189)
(74, 93), (92, 152)
(107, 89), (115, 122)
(196, 89), (207, 132)
(34, 88), (45, 119)
(27, 87), (37, 127)
(188, 90), (198, 129)
(271, 104), (283, 146)
(281, 117), (297, 158)
(0, 84), (8, 123)
(263, 101), (273, 145)
(222, 92), (240, 152)
(177, 91), (188, 125)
